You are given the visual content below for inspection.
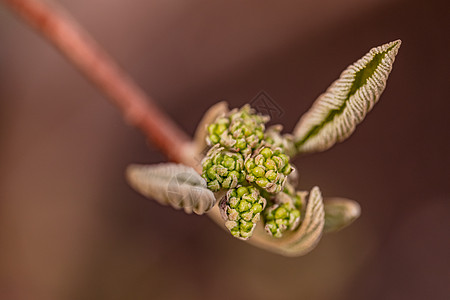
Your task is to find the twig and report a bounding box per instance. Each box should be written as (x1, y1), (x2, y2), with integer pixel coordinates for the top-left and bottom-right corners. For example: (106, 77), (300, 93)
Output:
(2, 0), (192, 163)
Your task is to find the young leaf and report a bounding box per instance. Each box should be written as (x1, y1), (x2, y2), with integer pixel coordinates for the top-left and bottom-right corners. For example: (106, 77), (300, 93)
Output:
(126, 163), (216, 215)
(323, 197), (361, 233)
(293, 40), (401, 154)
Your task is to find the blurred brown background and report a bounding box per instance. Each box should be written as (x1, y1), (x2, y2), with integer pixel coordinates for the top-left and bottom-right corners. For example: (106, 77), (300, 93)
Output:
(0, 0), (449, 299)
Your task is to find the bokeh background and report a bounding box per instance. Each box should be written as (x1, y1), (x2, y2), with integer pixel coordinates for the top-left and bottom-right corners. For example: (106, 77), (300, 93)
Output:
(1, 0), (449, 299)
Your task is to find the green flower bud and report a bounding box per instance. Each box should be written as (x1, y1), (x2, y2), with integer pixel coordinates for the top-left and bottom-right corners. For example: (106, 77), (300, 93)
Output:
(206, 105), (269, 155)
(245, 146), (293, 194)
(282, 182), (305, 211)
(202, 146), (245, 192)
(263, 191), (302, 238)
(219, 186), (267, 240)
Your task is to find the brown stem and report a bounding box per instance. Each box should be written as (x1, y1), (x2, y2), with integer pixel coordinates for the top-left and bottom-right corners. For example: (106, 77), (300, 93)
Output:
(2, 0), (192, 163)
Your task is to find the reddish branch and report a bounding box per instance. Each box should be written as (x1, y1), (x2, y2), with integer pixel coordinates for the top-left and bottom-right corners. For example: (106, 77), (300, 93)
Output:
(2, 0), (192, 162)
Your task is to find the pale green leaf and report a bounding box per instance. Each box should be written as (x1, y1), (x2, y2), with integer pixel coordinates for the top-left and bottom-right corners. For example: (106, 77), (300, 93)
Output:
(294, 40), (401, 153)
(126, 163), (216, 215)
(323, 197), (361, 233)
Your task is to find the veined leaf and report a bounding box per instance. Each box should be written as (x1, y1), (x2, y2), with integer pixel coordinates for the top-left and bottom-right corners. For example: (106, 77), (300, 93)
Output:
(126, 163), (216, 215)
(293, 40), (401, 154)
(323, 197), (361, 233)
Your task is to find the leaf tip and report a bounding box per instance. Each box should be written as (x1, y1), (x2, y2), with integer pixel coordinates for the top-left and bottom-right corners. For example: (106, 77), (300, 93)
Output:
(382, 39), (402, 57)
(391, 39), (402, 46)
(311, 186), (321, 196)
(125, 164), (141, 187)
(323, 198), (361, 233)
